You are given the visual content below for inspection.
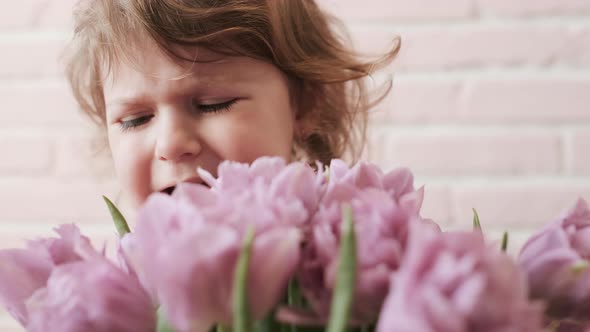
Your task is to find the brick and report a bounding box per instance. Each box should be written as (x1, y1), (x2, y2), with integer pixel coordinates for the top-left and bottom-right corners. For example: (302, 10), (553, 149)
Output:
(453, 184), (590, 229)
(418, 184), (454, 227)
(561, 26), (590, 67)
(393, 25), (566, 70)
(365, 129), (392, 169)
(571, 131), (590, 175)
(371, 130), (562, 176)
(373, 78), (590, 125)
(0, 83), (89, 128)
(365, 127), (386, 162)
(364, 76), (396, 123)
(0, 313), (22, 332)
(55, 133), (115, 178)
(0, 178), (118, 223)
(0, 1), (43, 29)
(476, 0), (590, 17)
(353, 25), (569, 71)
(0, 0), (76, 29)
(0, 135), (54, 175)
(318, 0), (474, 21)
(34, 0), (78, 29)
(459, 79), (590, 123)
(372, 79), (460, 123)
(0, 39), (67, 78)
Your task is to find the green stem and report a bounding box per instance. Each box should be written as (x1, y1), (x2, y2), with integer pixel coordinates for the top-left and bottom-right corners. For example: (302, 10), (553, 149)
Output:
(326, 205), (357, 332)
(217, 325), (232, 332)
(233, 226), (256, 332)
(156, 307), (177, 332)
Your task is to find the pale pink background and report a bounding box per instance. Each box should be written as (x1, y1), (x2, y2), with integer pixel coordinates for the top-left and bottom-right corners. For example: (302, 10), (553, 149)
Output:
(0, 0), (590, 329)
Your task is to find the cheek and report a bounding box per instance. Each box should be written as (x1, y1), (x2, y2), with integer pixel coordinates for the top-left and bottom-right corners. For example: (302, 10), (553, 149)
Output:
(204, 115), (294, 163)
(108, 131), (153, 205)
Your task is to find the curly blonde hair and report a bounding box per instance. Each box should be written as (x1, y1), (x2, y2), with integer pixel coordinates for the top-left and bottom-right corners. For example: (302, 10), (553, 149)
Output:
(65, 0), (399, 164)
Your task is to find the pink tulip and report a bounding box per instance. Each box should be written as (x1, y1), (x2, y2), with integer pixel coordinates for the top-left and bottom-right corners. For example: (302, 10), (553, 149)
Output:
(197, 156), (323, 214)
(377, 223), (544, 332)
(25, 259), (155, 332)
(198, 156), (288, 191)
(295, 162), (433, 324)
(518, 198), (590, 321)
(325, 160), (418, 201)
(0, 224), (98, 325)
(129, 185), (303, 331)
(321, 160), (426, 218)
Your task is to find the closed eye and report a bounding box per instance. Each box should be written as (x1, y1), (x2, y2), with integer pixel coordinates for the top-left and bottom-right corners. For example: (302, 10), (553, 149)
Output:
(119, 114), (154, 131)
(196, 98), (238, 114)
(117, 98), (238, 132)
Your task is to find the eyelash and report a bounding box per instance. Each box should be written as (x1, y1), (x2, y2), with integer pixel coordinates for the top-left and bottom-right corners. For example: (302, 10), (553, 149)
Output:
(197, 99), (238, 114)
(118, 99), (238, 132)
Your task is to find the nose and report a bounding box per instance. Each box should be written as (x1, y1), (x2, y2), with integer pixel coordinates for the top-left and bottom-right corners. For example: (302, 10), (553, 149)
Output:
(155, 111), (202, 162)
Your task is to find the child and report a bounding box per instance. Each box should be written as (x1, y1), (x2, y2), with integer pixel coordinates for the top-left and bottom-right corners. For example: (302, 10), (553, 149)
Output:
(64, 0), (398, 220)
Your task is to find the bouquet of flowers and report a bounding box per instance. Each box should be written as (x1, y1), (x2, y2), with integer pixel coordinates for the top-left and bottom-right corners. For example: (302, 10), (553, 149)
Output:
(0, 157), (589, 332)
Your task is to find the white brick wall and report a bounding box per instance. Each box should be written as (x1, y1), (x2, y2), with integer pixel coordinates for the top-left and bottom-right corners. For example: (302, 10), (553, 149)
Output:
(0, 0), (589, 329)
(317, 0), (590, 234)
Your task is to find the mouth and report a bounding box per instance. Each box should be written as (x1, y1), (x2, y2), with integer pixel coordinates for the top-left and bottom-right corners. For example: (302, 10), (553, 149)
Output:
(161, 186), (176, 195)
(160, 178), (209, 196)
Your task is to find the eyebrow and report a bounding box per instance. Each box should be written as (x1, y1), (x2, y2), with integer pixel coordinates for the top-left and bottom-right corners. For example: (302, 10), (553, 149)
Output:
(104, 55), (257, 110)
(105, 71), (235, 108)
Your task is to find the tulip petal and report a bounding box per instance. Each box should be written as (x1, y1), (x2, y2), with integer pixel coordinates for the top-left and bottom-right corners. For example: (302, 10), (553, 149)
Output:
(0, 250), (52, 325)
(248, 228), (302, 318)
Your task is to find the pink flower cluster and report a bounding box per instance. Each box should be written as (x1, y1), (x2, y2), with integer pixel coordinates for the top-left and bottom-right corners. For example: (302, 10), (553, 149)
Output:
(0, 225), (155, 332)
(377, 223), (543, 332)
(0, 157), (588, 331)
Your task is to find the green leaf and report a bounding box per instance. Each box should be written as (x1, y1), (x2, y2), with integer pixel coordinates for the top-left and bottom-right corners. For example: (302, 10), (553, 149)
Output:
(284, 279), (302, 332)
(296, 327), (325, 332)
(252, 313), (287, 332)
(156, 307), (177, 332)
(233, 226), (256, 332)
(571, 261), (590, 275)
(326, 205), (357, 332)
(501, 231), (509, 252)
(216, 326), (231, 332)
(102, 195), (131, 237)
(472, 208), (481, 230)
(288, 279), (306, 308)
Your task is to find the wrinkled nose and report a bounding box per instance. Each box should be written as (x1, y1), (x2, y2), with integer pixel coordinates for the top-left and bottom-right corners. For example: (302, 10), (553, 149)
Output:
(155, 112), (202, 162)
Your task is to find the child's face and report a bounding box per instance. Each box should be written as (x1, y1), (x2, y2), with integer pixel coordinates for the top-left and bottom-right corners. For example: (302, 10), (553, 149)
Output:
(103, 40), (296, 211)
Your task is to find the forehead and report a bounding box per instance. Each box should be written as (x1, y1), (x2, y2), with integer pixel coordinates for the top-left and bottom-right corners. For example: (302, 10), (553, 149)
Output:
(104, 39), (230, 87)
(102, 38), (292, 111)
